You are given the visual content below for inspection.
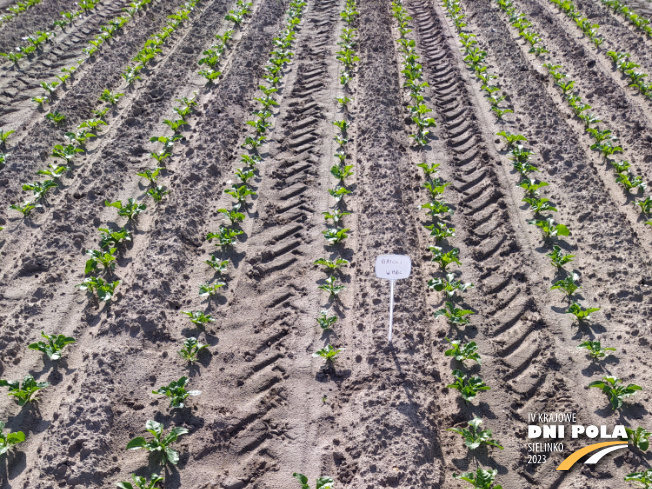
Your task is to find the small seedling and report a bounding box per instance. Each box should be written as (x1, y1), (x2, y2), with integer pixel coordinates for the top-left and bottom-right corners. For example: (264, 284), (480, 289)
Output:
(314, 258), (349, 272)
(9, 201), (40, 217)
(546, 245), (574, 269)
(116, 473), (163, 489)
(428, 246), (461, 271)
(551, 272), (580, 297)
(313, 345), (344, 363)
(447, 370), (490, 404)
(589, 376), (642, 410)
(453, 468), (502, 489)
(126, 420), (188, 466)
(322, 227), (349, 245)
(0, 375), (49, 405)
(105, 198), (146, 220)
(85, 248), (117, 274)
(206, 226), (243, 247)
(28, 332), (75, 360)
(567, 302), (600, 322)
(434, 301), (474, 326)
(445, 338), (481, 366)
(76, 276), (120, 301)
(316, 311), (337, 330)
(318, 276), (345, 297)
(625, 427), (651, 452)
(147, 186), (169, 202)
(428, 273), (473, 298)
(578, 340), (616, 360)
(178, 337), (208, 363)
(292, 473), (334, 489)
(98, 227), (132, 248)
(205, 256), (229, 274)
(180, 310), (215, 326)
(448, 416), (503, 450)
(153, 376), (200, 408)
(99, 89), (124, 105)
(199, 282), (226, 298)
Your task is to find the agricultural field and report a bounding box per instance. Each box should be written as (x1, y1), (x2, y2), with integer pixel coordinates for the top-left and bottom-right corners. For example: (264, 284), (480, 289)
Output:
(1, 0), (652, 487)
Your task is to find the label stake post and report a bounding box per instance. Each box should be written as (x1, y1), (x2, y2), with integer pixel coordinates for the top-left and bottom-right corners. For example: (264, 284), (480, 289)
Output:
(375, 255), (411, 344)
(388, 279), (395, 343)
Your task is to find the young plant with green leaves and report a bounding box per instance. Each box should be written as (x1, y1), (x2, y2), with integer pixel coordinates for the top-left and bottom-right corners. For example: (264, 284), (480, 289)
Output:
(318, 276), (345, 297)
(116, 473), (163, 489)
(567, 302), (600, 322)
(136, 167), (162, 186)
(0, 375), (49, 405)
(45, 111), (66, 124)
(52, 143), (83, 162)
(205, 256), (229, 274)
(99, 227), (132, 248)
(434, 301), (475, 326)
(22, 180), (58, 201)
(447, 369), (490, 404)
(322, 227), (349, 245)
(428, 246), (461, 271)
(199, 282), (226, 298)
(453, 468), (503, 489)
(180, 310), (215, 327)
(546, 245), (574, 269)
(589, 376), (642, 410)
(425, 222), (455, 242)
(428, 273), (473, 298)
(316, 311), (337, 330)
(328, 186), (351, 202)
(313, 344), (344, 363)
(28, 332), (75, 360)
(206, 226), (243, 247)
(9, 201), (40, 217)
(314, 258), (349, 273)
(550, 272), (580, 298)
(445, 338), (481, 366)
(99, 89), (124, 105)
(37, 163), (70, 179)
(0, 421), (25, 456)
(625, 427), (651, 452)
(153, 376), (200, 409)
(147, 185), (169, 202)
(178, 337), (208, 363)
(578, 340), (616, 360)
(126, 420), (188, 466)
(292, 473), (334, 489)
(448, 416), (503, 450)
(106, 198), (146, 220)
(528, 217), (570, 239)
(225, 184), (256, 206)
(85, 248), (117, 274)
(625, 469), (652, 488)
(76, 276), (120, 302)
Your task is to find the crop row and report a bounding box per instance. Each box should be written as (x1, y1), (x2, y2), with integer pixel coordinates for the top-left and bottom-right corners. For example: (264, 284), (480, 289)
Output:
(0, 0), (43, 27)
(1, 0), (105, 66)
(3, 0), (202, 222)
(293, 2), (359, 487)
(452, 0), (650, 484)
(546, 0), (652, 102)
(387, 1), (505, 487)
(311, 0), (358, 367)
(599, 0), (652, 39)
(495, 1), (652, 235)
(0, 1), (260, 486)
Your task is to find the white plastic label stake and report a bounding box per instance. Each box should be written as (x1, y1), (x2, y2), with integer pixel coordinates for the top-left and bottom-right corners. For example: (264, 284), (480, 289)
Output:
(375, 255), (411, 343)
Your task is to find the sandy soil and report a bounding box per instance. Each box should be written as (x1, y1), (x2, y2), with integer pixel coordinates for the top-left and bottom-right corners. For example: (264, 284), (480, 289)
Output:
(0, 0), (651, 487)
